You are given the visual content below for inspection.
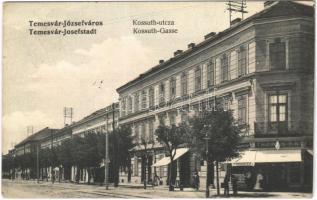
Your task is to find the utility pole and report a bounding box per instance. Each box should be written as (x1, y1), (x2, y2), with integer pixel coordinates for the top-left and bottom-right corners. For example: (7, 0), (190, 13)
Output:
(105, 129), (109, 190)
(105, 103), (115, 190)
(36, 144), (39, 184)
(204, 126), (211, 198)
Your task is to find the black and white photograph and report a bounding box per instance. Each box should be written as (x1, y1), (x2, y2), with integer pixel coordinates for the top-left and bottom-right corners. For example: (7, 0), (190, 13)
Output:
(1, 0), (314, 198)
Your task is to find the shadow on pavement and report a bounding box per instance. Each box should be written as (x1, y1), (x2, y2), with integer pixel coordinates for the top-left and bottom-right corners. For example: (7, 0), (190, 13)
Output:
(211, 193), (277, 198)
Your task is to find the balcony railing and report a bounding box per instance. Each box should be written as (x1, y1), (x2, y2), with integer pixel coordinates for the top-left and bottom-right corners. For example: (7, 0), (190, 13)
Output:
(254, 121), (300, 137)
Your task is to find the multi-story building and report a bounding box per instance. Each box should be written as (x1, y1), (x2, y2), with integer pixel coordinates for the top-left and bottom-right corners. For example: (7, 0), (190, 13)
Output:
(13, 127), (59, 179)
(70, 103), (119, 183)
(117, 1), (313, 190)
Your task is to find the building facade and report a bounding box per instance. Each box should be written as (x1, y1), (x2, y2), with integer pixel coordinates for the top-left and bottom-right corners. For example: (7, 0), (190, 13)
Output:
(117, 1), (314, 190)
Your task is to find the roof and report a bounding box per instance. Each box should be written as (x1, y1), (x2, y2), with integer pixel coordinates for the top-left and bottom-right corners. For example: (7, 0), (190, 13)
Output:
(52, 125), (72, 138)
(72, 102), (119, 127)
(116, 1), (314, 93)
(15, 127), (59, 147)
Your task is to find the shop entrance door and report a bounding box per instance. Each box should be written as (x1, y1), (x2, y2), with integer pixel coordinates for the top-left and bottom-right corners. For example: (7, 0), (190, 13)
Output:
(266, 164), (287, 191)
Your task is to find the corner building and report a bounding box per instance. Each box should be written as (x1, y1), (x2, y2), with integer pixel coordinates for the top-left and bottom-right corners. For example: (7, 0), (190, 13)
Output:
(117, 1), (313, 190)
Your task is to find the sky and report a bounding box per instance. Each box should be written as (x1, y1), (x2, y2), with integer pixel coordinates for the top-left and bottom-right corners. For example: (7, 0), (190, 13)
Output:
(2, 1), (313, 154)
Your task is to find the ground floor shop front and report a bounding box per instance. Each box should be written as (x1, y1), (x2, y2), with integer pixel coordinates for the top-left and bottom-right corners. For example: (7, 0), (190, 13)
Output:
(124, 144), (312, 192)
(229, 148), (313, 191)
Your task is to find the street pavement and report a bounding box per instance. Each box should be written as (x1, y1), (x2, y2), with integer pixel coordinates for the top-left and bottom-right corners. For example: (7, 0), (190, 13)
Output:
(1, 179), (313, 198)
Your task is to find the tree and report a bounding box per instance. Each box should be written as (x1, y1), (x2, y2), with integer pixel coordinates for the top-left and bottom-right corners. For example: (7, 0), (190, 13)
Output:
(68, 133), (104, 184)
(188, 108), (241, 195)
(109, 126), (134, 187)
(155, 123), (189, 191)
(55, 139), (73, 181)
(137, 134), (155, 189)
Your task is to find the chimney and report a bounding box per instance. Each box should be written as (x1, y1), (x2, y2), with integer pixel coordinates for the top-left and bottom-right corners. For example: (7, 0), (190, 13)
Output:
(204, 32), (216, 40)
(174, 50), (183, 56)
(264, 1), (278, 8)
(159, 59), (164, 64)
(230, 18), (241, 27)
(188, 43), (196, 49)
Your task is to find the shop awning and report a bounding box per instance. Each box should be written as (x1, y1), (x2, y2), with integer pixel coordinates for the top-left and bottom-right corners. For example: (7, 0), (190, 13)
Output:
(255, 150), (302, 163)
(229, 150), (302, 166)
(152, 148), (189, 167)
(230, 151), (256, 167)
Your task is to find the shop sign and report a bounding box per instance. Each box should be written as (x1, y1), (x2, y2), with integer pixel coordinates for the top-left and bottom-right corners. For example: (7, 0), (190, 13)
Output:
(232, 162), (255, 167)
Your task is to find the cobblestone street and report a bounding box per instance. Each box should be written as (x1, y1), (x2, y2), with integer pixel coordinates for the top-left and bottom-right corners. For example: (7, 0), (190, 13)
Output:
(2, 179), (313, 198)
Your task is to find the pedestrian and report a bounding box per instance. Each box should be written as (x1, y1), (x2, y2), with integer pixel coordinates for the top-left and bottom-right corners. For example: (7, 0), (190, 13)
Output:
(231, 175), (238, 196)
(193, 171), (200, 191)
(154, 173), (160, 186)
(51, 169), (55, 184)
(224, 174), (230, 196)
(254, 170), (263, 190)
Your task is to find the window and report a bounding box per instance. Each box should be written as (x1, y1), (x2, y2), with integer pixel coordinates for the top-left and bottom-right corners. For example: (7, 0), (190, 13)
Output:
(221, 54), (229, 82)
(149, 87), (154, 107)
(269, 38), (286, 70)
(268, 93), (288, 133)
(238, 46), (247, 76)
(195, 66), (202, 92)
(207, 60), (214, 87)
(121, 98), (126, 117)
(134, 124), (139, 142)
(159, 115), (165, 126)
(148, 120), (154, 142)
(169, 113), (176, 126)
(170, 77), (176, 99)
(133, 157), (138, 176)
(181, 72), (187, 96)
(238, 95), (247, 125)
(134, 92), (139, 112)
(141, 90), (147, 110)
(219, 97), (229, 111)
(141, 123), (146, 140)
(207, 98), (215, 111)
(159, 83), (165, 104)
(128, 96), (132, 114)
(181, 112), (188, 124)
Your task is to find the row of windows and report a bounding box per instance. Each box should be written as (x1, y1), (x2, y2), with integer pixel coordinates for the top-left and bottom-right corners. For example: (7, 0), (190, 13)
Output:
(134, 120), (155, 143)
(132, 94), (250, 140)
(121, 38), (288, 117)
(120, 43), (254, 117)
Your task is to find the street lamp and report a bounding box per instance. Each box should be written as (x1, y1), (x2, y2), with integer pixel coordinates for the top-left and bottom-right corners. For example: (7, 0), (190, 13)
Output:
(105, 130), (109, 190)
(203, 125), (211, 198)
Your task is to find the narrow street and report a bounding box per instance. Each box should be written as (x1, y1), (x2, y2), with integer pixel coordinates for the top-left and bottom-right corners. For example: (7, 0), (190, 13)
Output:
(2, 179), (312, 198)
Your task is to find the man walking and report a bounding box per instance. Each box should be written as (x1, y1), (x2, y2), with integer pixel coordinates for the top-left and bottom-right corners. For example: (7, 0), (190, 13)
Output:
(193, 172), (200, 191)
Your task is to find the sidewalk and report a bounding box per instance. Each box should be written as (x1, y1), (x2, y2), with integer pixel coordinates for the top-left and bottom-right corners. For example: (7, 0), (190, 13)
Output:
(4, 179), (313, 198)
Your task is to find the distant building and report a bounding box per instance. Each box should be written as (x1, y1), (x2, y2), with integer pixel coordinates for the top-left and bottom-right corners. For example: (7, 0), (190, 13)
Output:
(13, 127), (59, 180)
(117, 1), (314, 190)
(39, 126), (72, 182)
